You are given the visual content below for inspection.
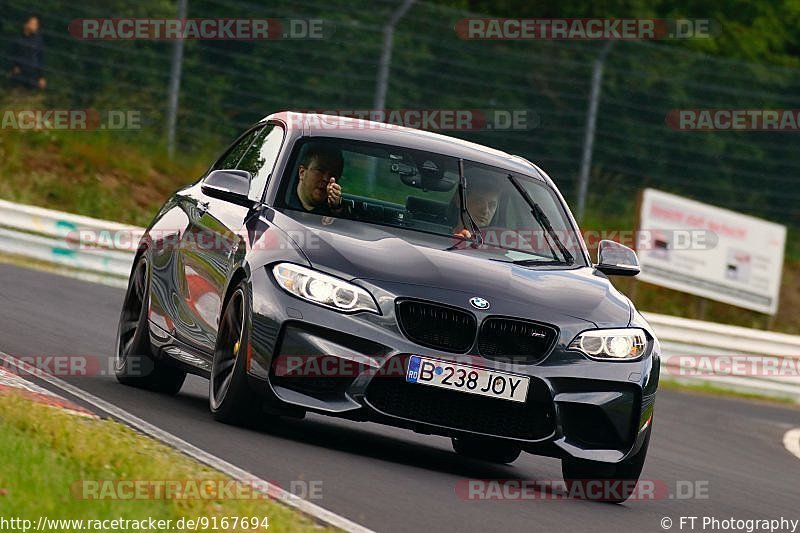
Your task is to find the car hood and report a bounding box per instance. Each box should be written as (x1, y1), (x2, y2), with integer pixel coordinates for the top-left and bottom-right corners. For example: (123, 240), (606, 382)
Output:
(273, 210), (632, 327)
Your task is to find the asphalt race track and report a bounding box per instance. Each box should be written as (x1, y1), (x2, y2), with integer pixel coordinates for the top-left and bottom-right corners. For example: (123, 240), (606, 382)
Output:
(1, 262), (798, 532)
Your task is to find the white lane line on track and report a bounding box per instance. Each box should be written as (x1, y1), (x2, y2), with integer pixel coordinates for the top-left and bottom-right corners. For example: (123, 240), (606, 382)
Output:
(784, 428), (800, 461)
(0, 353), (374, 533)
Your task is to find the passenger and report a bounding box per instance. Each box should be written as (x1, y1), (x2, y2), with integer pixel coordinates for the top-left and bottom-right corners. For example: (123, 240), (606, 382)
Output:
(452, 180), (499, 240)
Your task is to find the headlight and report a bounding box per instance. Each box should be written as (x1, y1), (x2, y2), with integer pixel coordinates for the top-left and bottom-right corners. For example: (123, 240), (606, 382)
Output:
(272, 263), (380, 314)
(568, 328), (647, 360)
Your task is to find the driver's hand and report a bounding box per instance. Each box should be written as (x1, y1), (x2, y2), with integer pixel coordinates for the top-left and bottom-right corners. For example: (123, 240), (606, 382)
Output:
(327, 177), (342, 207)
(453, 228), (472, 240)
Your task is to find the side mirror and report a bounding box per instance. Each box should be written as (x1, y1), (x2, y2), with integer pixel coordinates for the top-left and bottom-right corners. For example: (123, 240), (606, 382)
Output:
(201, 169), (251, 204)
(596, 239), (640, 276)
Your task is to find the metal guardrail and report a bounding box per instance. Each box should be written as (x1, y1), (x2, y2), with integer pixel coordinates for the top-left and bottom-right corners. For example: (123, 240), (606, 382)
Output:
(645, 313), (800, 401)
(0, 200), (797, 400)
(0, 198), (139, 279)
(645, 312), (800, 357)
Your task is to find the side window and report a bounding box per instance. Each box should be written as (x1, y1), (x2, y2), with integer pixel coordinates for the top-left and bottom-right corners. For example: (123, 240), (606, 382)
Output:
(213, 126), (263, 171)
(238, 125), (285, 202)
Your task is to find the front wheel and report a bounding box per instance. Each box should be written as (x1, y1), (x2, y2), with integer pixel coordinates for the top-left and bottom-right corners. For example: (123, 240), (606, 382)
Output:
(561, 424), (652, 503)
(209, 281), (263, 424)
(452, 437), (522, 464)
(115, 254), (186, 394)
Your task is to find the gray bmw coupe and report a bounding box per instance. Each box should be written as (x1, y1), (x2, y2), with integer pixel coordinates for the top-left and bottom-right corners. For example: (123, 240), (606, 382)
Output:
(116, 112), (659, 502)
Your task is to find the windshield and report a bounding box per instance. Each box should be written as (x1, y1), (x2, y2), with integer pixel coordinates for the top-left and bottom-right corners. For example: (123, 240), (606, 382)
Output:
(278, 137), (587, 267)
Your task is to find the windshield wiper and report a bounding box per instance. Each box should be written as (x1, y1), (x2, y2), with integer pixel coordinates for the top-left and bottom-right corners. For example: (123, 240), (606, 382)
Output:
(509, 258), (573, 266)
(488, 257), (571, 266)
(506, 174), (574, 265)
(457, 158), (484, 247)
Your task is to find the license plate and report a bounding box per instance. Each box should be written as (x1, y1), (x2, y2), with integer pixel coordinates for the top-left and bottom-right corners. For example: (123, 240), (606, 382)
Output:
(405, 356), (529, 403)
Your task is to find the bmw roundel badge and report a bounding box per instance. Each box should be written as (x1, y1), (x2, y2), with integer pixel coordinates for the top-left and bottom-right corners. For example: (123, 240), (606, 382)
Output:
(469, 296), (490, 310)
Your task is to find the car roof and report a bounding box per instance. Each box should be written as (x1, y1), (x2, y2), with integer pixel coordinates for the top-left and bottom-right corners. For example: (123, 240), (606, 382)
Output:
(262, 111), (547, 181)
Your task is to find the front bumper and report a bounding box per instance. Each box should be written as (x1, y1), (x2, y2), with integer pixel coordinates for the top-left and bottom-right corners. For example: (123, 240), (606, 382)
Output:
(247, 269), (659, 464)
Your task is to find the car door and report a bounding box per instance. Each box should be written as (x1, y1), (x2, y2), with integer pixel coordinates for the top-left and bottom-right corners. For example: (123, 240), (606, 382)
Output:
(176, 124), (285, 355)
(148, 127), (258, 344)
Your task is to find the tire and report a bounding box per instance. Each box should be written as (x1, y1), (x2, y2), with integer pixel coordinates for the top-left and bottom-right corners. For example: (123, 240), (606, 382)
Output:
(452, 437), (522, 464)
(561, 424), (652, 503)
(115, 254), (186, 394)
(209, 281), (263, 424)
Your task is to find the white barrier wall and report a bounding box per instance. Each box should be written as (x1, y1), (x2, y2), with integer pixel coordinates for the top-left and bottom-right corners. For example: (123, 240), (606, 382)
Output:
(0, 198), (139, 278)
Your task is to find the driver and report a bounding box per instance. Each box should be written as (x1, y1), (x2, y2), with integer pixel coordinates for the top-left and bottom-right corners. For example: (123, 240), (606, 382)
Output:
(290, 143), (347, 215)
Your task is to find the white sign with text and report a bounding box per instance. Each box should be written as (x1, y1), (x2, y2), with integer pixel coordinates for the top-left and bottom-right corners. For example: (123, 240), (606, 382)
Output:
(637, 188), (785, 314)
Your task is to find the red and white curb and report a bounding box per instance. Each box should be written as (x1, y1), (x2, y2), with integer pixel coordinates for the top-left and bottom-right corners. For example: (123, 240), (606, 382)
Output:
(0, 366), (94, 417)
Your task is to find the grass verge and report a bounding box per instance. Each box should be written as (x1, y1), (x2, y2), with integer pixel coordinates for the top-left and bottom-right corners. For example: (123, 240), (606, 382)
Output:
(0, 392), (334, 532)
(660, 379), (799, 407)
